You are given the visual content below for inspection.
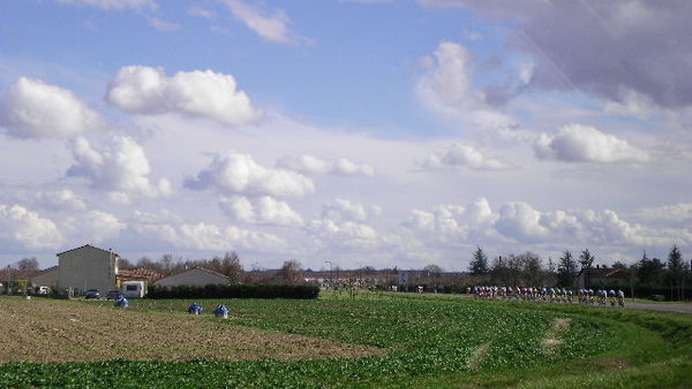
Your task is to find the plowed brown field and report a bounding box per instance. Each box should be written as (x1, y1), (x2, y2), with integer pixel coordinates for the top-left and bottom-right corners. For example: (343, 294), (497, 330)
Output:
(0, 297), (383, 363)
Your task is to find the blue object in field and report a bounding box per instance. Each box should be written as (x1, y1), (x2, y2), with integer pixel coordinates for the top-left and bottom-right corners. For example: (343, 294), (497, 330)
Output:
(188, 302), (203, 314)
(114, 295), (129, 308)
(213, 304), (229, 316)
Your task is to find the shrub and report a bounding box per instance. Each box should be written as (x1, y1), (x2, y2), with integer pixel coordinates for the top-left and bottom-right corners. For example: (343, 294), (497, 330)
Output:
(148, 284), (319, 300)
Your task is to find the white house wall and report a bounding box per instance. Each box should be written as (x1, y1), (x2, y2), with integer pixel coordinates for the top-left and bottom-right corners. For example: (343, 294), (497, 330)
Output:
(57, 245), (118, 295)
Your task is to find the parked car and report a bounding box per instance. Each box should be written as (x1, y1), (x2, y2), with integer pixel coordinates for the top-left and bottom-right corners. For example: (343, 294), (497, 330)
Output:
(84, 289), (100, 299)
(106, 289), (121, 300)
(36, 286), (51, 295)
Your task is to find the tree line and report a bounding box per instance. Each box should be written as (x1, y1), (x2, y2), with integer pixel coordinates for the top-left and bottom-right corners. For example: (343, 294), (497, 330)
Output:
(123, 252), (304, 285)
(8, 245), (689, 300)
(468, 245), (690, 301)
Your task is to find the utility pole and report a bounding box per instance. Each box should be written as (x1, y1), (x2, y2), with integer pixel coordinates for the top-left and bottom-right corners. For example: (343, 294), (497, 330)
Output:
(325, 260), (333, 289)
(6, 265), (11, 295)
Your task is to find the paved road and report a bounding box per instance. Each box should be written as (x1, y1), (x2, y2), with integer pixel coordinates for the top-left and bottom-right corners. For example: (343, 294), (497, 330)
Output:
(624, 302), (692, 314)
(448, 294), (691, 314)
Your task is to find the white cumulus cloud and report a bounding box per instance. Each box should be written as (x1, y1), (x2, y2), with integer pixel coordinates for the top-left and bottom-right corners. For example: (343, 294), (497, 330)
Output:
(633, 203), (692, 224)
(404, 198), (497, 242)
(133, 210), (284, 251)
(220, 195), (303, 226)
(535, 124), (649, 163)
(419, 143), (511, 170)
(494, 202), (672, 246)
(0, 204), (64, 249)
(415, 41), (517, 128)
(64, 210), (126, 242)
(495, 202), (550, 243)
(36, 189), (88, 212)
(277, 154), (375, 176)
(66, 136), (172, 199)
(417, 41), (484, 111)
(185, 152), (315, 198)
(105, 66), (262, 126)
(604, 89), (656, 119)
(0, 77), (103, 139)
(403, 198), (688, 249)
(306, 199), (382, 249)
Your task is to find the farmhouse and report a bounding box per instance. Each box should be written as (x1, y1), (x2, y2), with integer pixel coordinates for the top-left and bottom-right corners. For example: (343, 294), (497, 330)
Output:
(578, 266), (628, 289)
(56, 244), (119, 296)
(154, 267), (228, 287)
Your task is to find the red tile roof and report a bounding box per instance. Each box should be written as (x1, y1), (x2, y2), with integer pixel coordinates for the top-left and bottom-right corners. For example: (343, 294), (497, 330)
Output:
(117, 267), (164, 282)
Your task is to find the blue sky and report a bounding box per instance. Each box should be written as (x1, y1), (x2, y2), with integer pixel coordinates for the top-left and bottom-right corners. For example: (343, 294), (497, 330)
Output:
(0, 0), (690, 272)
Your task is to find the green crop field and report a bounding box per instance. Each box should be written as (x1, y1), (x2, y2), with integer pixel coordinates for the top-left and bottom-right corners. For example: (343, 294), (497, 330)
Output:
(1, 293), (690, 388)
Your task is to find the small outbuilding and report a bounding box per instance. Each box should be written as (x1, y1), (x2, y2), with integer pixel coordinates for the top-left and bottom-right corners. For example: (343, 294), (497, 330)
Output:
(154, 267), (228, 287)
(578, 266), (628, 289)
(29, 266), (60, 292)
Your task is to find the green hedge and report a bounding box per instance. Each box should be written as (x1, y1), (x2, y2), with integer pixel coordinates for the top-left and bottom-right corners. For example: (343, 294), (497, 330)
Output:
(148, 284), (320, 300)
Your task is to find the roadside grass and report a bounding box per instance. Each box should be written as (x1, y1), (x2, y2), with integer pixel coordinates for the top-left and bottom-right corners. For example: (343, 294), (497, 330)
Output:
(0, 293), (690, 388)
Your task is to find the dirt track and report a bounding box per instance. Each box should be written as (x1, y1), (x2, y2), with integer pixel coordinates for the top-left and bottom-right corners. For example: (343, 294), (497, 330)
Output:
(0, 297), (384, 363)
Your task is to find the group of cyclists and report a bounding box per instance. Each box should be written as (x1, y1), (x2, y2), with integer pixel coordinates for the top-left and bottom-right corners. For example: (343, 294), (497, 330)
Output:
(468, 285), (626, 307)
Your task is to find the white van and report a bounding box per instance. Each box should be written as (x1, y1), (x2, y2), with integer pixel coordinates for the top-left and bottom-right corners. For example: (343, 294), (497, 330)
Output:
(122, 281), (146, 298)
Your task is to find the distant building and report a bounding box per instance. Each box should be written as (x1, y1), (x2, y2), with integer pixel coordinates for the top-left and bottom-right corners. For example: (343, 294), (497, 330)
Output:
(116, 267), (163, 286)
(578, 266), (628, 289)
(2, 268), (40, 294)
(28, 266), (59, 291)
(56, 244), (119, 295)
(154, 267), (228, 287)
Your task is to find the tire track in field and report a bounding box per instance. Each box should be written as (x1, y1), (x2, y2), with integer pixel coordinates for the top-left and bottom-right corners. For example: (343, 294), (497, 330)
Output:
(466, 342), (492, 370)
(541, 317), (571, 354)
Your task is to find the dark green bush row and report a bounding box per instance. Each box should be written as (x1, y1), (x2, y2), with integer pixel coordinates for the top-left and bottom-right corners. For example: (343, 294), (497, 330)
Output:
(147, 284), (319, 300)
(627, 285), (690, 301)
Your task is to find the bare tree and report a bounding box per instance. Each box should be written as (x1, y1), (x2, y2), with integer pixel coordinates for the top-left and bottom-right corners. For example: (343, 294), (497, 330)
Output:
(16, 257), (39, 270)
(518, 252), (544, 286)
(423, 264), (443, 276)
(118, 257), (134, 270)
(279, 260), (303, 284)
(208, 251), (244, 283)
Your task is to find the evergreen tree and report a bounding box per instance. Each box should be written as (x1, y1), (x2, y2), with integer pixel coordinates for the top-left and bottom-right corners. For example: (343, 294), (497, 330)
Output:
(638, 251), (665, 287)
(468, 246), (489, 275)
(578, 249), (595, 270)
(667, 245), (684, 273)
(556, 250), (578, 287)
(666, 245), (685, 300)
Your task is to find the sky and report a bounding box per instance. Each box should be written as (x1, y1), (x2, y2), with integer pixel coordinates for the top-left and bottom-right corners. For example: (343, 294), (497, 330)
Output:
(0, 0), (690, 272)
